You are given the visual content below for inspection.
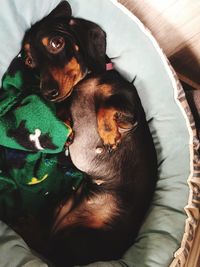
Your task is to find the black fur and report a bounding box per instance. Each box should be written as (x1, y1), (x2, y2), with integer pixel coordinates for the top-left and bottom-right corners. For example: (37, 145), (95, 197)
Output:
(23, 2), (106, 101)
(47, 70), (158, 266)
(20, 2), (158, 266)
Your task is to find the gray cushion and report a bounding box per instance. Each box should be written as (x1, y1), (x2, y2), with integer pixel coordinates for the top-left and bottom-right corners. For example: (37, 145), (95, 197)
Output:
(0, 0), (192, 266)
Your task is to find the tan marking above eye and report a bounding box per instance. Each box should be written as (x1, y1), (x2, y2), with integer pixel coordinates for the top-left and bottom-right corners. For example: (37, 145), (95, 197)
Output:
(41, 37), (49, 47)
(24, 43), (30, 51)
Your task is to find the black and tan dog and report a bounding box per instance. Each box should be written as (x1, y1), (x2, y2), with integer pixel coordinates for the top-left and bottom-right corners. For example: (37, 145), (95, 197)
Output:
(22, 2), (157, 266)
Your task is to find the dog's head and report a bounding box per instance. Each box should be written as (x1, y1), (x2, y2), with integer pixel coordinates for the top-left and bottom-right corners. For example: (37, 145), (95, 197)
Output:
(22, 1), (106, 102)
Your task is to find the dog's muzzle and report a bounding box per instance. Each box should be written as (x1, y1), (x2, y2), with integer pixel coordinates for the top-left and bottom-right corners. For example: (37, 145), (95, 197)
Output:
(40, 78), (60, 101)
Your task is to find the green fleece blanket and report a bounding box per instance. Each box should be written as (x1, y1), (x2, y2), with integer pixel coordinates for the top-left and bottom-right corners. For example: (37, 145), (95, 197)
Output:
(0, 55), (84, 222)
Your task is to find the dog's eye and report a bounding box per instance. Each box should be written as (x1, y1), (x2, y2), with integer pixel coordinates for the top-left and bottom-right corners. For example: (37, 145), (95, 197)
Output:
(25, 55), (36, 68)
(48, 36), (65, 53)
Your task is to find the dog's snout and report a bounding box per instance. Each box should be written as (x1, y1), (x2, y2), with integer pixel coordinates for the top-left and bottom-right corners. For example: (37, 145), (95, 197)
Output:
(40, 78), (60, 101)
(50, 89), (59, 97)
(43, 88), (59, 100)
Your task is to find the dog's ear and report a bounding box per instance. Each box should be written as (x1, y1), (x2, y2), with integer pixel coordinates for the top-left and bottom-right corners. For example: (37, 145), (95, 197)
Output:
(47, 1), (72, 19)
(69, 19), (106, 73)
(87, 25), (106, 73)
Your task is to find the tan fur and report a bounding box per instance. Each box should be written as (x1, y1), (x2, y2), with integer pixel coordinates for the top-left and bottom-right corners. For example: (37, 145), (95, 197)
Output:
(97, 107), (121, 148)
(98, 84), (112, 98)
(50, 57), (84, 101)
(41, 37), (49, 47)
(24, 43), (31, 51)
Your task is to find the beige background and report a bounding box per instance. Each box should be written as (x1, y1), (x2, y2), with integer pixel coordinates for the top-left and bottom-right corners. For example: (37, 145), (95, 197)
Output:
(118, 0), (200, 89)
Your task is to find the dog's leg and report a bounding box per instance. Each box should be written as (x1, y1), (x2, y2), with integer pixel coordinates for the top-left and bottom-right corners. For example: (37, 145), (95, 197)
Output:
(52, 189), (120, 235)
(97, 107), (121, 149)
(96, 86), (136, 150)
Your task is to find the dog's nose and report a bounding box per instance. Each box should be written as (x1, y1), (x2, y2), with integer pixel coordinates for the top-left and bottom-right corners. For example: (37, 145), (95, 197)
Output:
(40, 77), (60, 101)
(50, 89), (59, 97)
(43, 88), (59, 101)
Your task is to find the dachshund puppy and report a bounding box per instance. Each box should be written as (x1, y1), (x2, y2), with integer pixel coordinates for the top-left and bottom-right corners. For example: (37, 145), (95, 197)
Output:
(23, 1), (106, 102)
(22, 2), (157, 266)
(48, 70), (157, 267)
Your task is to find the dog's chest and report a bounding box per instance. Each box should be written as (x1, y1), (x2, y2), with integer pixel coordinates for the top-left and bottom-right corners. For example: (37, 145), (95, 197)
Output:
(69, 80), (102, 173)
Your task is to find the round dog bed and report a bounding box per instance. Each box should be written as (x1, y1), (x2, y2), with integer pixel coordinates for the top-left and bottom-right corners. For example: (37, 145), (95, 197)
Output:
(0, 0), (199, 267)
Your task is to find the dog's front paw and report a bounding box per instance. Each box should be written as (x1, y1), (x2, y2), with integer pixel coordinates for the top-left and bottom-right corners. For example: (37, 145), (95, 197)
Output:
(97, 107), (121, 151)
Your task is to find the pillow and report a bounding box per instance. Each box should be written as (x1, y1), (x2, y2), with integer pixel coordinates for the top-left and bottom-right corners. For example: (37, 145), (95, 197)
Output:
(0, 220), (50, 267)
(0, 0), (198, 267)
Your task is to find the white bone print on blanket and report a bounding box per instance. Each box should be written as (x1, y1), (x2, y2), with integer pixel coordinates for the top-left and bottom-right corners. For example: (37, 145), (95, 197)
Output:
(29, 129), (44, 150)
